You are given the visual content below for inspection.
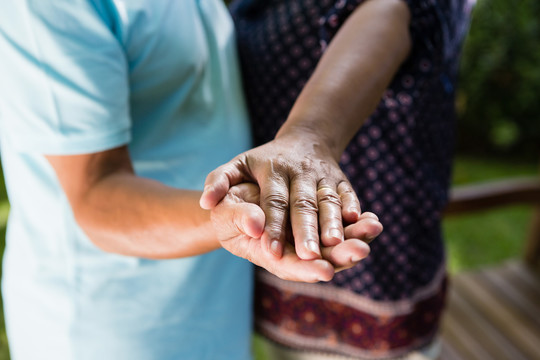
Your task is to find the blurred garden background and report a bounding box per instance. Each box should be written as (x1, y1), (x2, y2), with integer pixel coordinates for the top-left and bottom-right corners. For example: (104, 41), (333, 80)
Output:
(0, 0), (539, 358)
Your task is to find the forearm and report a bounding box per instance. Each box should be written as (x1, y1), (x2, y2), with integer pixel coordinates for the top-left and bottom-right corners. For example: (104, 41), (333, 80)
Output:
(46, 148), (219, 260)
(200, 0), (405, 259)
(76, 174), (218, 259)
(277, 0), (412, 160)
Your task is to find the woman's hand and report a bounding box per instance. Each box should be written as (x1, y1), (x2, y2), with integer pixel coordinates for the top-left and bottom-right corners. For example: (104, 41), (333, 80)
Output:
(201, 0), (409, 263)
(211, 183), (382, 282)
(201, 131), (361, 262)
(212, 183), (333, 282)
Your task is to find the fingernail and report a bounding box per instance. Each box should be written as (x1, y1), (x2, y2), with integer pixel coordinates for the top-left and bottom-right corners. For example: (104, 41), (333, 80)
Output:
(351, 256), (362, 263)
(329, 229), (343, 241)
(305, 240), (321, 256)
(314, 260), (333, 281)
(270, 240), (282, 257)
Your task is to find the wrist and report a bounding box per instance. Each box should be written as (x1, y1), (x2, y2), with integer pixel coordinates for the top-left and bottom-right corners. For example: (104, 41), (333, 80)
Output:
(276, 121), (344, 162)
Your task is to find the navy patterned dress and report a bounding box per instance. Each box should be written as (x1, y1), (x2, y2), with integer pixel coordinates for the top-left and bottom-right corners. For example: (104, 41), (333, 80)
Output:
(230, 0), (474, 358)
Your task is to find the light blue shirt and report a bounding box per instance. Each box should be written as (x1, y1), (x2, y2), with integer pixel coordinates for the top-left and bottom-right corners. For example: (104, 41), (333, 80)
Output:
(0, 1), (253, 359)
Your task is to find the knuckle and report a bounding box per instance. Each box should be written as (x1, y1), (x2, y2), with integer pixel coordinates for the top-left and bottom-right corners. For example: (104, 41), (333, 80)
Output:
(340, 188), (360, 205)
(317, 177), (333, 188)
(337, 181), (356, 195)
(340, 187), (356, 196)
(299, 158), (314, 173)
(267, 157), (290, 175)
(292, 197), (318, 213)
(318, 191), (342, 206)
(263, 194), (289, 212)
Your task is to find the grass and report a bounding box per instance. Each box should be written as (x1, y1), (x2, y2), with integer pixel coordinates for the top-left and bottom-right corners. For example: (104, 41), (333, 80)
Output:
(445, 205), (533, 272)
(0, 155), (537, 359)
(444, 155), (538, 273)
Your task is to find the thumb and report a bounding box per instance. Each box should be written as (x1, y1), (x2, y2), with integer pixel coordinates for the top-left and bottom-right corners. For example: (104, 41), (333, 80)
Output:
(200, 162), (247, 210)
(233, 203), (265, 239)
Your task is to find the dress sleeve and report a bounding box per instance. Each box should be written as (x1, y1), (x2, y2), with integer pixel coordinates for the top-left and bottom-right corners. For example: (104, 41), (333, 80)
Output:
(0, 0), (130, 155)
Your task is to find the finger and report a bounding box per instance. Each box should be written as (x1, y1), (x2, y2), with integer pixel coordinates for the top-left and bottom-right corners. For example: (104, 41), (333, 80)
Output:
(233, 203), (265, 239)
(259, 175), (290, 258)
(289, 176), (321, 260)
(317, 185), (344, 247)
(338, 181), (361, 224)
(214, 186), (265, 240)
(227, 183), (261, 206)
(358, 211), (379, 221)
(220, 203), (334, 282)
(321, 239), (370, 269)
(229, 231), (335, 282)
(225, 184), (265, 239)
(344, 216), (383, 243)
(264, 243), (334, 282)
(200, 160), (248, 210)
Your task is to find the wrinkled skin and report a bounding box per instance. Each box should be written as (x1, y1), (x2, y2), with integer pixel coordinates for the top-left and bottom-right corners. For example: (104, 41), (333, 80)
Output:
(201, 132), (365, 262)
(212, 183), (382, 282)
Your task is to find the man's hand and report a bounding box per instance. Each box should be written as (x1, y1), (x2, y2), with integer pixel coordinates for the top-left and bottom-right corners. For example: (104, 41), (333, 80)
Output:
(212, 183), (334, 282)
(211, 183), (382, 282)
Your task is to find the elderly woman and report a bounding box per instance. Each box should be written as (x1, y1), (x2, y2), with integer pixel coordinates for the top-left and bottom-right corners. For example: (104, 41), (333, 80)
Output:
(202, 0), (474, 358)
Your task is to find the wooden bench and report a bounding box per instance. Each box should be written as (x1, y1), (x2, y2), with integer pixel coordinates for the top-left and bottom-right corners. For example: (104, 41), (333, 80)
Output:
(440, 175), (540, 359)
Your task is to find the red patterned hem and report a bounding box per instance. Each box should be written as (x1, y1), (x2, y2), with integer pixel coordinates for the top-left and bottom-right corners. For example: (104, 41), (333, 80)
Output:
(257, 323), (439, 360)
(254, 265), (447, 359)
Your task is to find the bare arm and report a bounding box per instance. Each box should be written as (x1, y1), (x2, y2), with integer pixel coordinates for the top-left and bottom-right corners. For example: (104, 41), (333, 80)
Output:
(201, 0), (410, 259)
(46, 146), (220, 259)
(278, 0), (411, 159)
(46, 145), (347, 282)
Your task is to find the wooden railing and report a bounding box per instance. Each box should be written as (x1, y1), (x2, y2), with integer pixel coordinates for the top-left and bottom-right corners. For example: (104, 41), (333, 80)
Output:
(441, 171), (540, 359)
(444, 176), (540, 270)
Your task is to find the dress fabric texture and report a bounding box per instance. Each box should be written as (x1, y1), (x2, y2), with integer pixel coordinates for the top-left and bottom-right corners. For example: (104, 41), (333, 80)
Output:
(230, 0), (474, 358)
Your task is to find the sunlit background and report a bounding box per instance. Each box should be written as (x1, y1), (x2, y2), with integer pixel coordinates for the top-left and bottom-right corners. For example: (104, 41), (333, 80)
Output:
(444, 0), (539, 272)
(0, 0), (538, 358)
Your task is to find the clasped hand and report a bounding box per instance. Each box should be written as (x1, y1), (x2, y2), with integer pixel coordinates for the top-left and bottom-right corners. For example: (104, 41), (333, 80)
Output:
(200, 134), (383, 282)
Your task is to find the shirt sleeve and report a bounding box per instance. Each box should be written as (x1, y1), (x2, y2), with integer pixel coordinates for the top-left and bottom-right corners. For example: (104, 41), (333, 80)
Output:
(0, 0), (130, 155)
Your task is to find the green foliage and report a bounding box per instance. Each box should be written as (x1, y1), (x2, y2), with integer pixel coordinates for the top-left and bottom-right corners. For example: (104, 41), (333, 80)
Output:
(0, 165), (9, 360)
(451, 155), (538, 184)
(457, 0), (540, 158)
